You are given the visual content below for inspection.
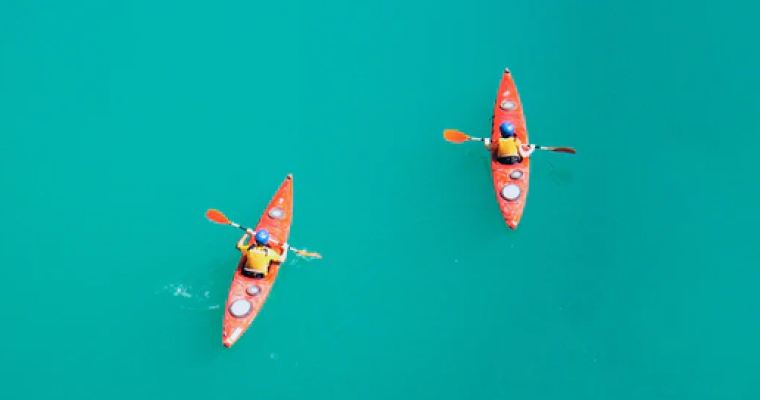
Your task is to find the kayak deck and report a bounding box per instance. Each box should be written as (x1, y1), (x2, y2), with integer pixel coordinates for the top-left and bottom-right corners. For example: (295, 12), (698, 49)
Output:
(490, 68), (530, 229)
(222, 174), (294, 348)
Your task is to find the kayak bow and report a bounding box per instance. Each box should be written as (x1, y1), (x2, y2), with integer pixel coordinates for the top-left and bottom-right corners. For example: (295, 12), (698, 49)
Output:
(222, 174), (294, 348)
(490, 68), (530, 229)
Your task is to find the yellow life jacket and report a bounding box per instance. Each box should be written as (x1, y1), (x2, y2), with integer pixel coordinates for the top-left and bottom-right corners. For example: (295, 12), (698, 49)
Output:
(496, 138), (519, 157)
(242, 245), (278, 273)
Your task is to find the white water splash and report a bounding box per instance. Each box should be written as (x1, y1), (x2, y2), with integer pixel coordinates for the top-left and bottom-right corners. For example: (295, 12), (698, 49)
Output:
(163, 283), (192, 298)
(156, 282), (221, 310)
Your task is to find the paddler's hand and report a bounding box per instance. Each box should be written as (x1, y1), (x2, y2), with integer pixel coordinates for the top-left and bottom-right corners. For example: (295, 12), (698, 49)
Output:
(280, 244), (289, 262)
(246, 228), (255, 235)
(520, 144), (536, 157)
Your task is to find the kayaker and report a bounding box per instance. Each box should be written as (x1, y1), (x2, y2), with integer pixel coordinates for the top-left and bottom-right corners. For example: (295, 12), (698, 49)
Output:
(236, 229), (289, 278)
(484, 122), (536, 165)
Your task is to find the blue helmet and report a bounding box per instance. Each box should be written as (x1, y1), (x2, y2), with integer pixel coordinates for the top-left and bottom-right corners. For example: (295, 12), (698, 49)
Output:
(254, 229), (270, 245)
(499, 122), (516, 138)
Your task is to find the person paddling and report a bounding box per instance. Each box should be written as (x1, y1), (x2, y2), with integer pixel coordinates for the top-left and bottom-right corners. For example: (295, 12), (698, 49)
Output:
(442, 125), (575, 156)
(205, 209), (322, 279)
(236, 228), (288, 278)
(485, 122), (535, 165)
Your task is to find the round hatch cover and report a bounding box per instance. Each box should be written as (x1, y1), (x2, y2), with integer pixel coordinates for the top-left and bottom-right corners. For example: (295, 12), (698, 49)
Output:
(501, 184), (521, 201)
(268, 208), (285, 219)
(246, 285), (261, 296)
(510, 170), (523, 180)
(229, 299), (252, 318)
(500, 100), (517, 111)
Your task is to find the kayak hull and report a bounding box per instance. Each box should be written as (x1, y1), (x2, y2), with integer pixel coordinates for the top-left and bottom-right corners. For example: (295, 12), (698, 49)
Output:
(490, 68), (530, 229)
(222, 174), (294, 348)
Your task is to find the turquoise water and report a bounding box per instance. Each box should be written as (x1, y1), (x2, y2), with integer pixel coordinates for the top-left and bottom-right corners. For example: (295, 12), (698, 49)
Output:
(2, 0), (760, 399)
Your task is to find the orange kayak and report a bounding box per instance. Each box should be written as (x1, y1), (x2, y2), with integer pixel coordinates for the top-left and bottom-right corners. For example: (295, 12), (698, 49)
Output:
(490, 68), (530, 229)
(222, 174), (293, 348)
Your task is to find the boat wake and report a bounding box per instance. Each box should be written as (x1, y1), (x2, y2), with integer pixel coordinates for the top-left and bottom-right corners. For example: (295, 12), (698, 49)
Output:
(280, 251), (320, 270)
(156, 282), (221, 311)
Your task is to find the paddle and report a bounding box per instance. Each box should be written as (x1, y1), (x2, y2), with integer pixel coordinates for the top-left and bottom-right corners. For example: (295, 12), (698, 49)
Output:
(443, 129), (484, 143)
(205, 209), (322, 259)
(443, 129), (577, 154)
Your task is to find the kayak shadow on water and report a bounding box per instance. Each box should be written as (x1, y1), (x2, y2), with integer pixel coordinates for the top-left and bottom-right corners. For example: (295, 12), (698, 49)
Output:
(546, 161), (574, 186)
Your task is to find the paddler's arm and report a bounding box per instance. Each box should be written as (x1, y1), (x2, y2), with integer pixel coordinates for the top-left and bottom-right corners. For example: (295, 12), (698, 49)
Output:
(266, 246), (288, 263)
(277, 244), (289, 262)
(483, 138), (494, 151)
(236, 233), (250, 250)
(235, 228), (257, 248)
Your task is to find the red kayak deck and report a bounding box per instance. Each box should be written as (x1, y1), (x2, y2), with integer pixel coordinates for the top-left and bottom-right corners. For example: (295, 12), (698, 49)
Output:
(490, 68), (530, 229)
(222, 174), (294, 348)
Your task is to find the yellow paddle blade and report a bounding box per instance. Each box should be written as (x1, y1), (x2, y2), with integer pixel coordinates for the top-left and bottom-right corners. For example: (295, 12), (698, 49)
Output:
(295, 250), (322, 259)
